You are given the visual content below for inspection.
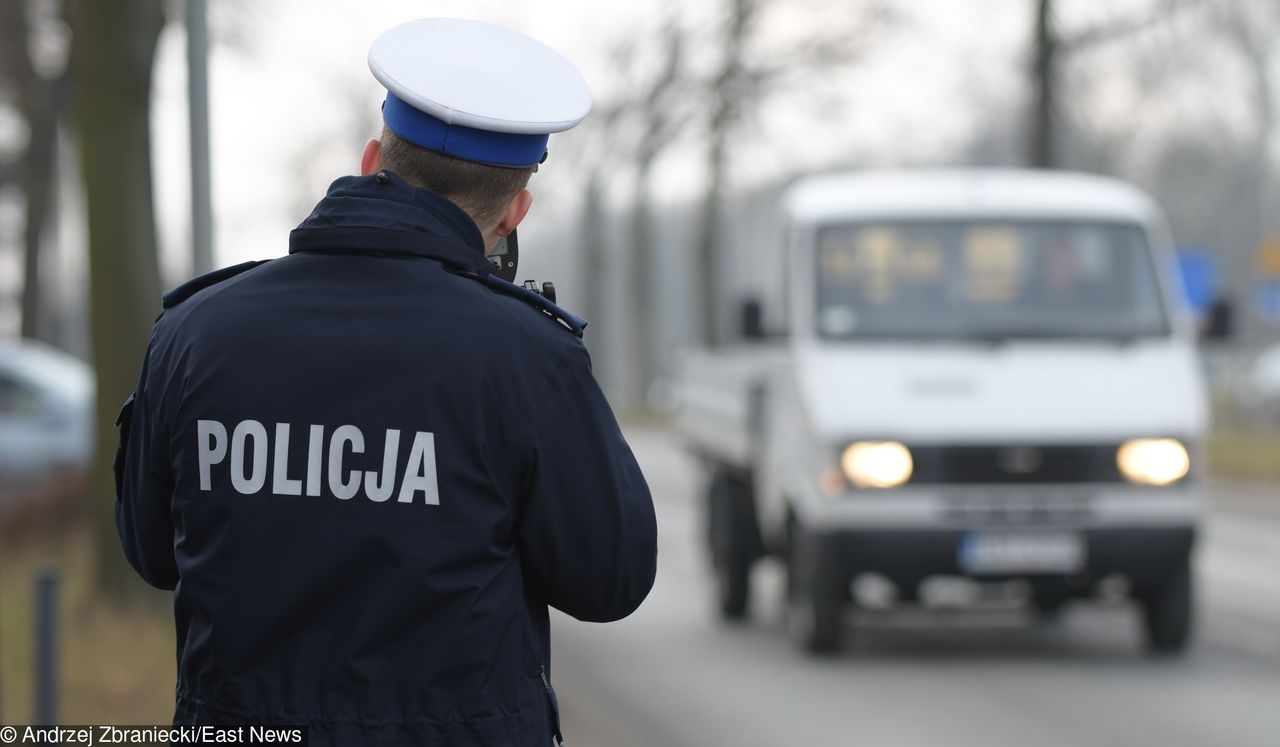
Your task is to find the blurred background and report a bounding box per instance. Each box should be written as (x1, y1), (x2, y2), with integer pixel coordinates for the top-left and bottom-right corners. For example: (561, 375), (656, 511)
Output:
(0, 0), (1277, 743)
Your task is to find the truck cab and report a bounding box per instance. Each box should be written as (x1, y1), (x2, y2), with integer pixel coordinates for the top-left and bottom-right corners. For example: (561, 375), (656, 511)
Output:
(678, 169), (1206, 655)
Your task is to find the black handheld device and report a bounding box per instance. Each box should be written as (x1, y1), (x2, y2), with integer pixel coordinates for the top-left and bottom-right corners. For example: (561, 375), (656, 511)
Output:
(488, 229), (557, 303)
(488, 229), (519, 282)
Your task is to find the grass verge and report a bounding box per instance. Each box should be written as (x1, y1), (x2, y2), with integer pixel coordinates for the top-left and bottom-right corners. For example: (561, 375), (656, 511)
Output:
(1208, 428), (1280, 483)
(0, 521), (175, 724)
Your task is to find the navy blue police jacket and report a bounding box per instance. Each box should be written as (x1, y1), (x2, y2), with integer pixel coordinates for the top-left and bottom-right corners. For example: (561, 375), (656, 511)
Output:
(113, 171), (658, 746)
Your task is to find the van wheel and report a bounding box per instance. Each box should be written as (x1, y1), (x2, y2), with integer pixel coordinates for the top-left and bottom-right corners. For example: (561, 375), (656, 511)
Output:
(708, 472), (754, 621)
(788, 582), (843, 655)
(786, 526), (843, 655)
(1139, 562), (1193, 655)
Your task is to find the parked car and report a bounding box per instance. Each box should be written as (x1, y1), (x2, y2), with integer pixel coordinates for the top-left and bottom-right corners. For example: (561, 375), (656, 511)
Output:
(0, 338), (94, 484)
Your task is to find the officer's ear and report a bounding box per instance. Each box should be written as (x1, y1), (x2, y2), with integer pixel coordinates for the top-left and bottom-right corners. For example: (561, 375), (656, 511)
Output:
(361, 139), (382, 176)
(496, 188), (532, 238)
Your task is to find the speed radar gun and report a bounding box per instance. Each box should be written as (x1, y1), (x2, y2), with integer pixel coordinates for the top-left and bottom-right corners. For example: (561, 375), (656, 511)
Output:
(488, 230), (557, 303)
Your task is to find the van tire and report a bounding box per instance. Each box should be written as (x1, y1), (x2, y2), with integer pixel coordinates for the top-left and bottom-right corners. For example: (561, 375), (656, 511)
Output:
(708, 472), (754, 621)
(1139, 562), (1193, 655)
(786, 525), (843, 655)
(789, 582), (842, 656)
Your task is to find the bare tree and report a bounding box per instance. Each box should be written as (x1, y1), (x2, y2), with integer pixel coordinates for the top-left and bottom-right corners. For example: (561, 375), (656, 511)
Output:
(580, 5), (723, 403)
(693, 0), (886, 347)
(1028, 0), (1058, 168)
(1025, 0), (1205, 168)
(69, 0), (167, 595)
(566, 93), (627, 393)
(625, 17), (689, 408)
(1212, 0), (1279, 236)
(578, 171), (608, 350)
(0, 0), (71, 343)
(569, 0), (883, 403)
(692, 0), (768, 349)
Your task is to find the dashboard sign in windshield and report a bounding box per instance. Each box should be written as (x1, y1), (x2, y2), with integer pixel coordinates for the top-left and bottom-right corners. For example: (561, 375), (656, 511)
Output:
(815, 221), (1169, 340)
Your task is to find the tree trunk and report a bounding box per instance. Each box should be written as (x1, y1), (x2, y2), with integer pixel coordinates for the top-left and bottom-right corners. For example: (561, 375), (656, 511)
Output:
(695, 136), (727, 348)
(624, 20), (682, 400)
(1236, 28), (1276, 337)
(1028, 0), (1058, 168)
(695, 0), (755, 348)
(579, 173), (611, 387)
(19, 87), (60, 343)
(0, 0), (64, 344)
(628, 161), (655, 411)
(69, 0), (166, 596)
(1246, 45), (1276, 237)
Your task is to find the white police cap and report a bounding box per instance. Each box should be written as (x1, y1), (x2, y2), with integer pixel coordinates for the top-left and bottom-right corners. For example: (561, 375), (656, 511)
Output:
(368, 18), (592, 169)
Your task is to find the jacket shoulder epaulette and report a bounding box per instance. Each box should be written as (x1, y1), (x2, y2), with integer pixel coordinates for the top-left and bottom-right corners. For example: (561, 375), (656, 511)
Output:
(462, 272), (588, 338)
(162, 260), (272, 309)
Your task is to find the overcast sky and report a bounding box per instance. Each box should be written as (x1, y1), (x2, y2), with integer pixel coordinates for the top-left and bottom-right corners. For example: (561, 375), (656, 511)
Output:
(142, 0), (1254, 280)
(146, 0), (1028, 276)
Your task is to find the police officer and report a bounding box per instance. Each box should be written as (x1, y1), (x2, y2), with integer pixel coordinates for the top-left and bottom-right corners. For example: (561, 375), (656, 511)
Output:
(114, 18), (657, 746)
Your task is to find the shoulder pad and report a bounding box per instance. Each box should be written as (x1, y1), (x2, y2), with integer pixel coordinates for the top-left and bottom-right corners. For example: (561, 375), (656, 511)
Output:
(461, 271), (588, 338)
(162, 260), (271, 309)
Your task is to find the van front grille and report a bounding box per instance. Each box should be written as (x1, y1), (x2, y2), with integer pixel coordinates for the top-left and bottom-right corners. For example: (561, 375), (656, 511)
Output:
(908, 444), (1123, 484)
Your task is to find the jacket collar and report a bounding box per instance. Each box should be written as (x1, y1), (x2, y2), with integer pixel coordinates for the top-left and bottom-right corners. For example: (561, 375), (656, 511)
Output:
(288, 171), (493, 274)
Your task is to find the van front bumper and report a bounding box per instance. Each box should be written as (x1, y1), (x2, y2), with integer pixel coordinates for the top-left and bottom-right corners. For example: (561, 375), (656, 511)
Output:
(787, 483), (1200, 591)
(800, 525), (1194, 588)
(795, 482), (1204, 530)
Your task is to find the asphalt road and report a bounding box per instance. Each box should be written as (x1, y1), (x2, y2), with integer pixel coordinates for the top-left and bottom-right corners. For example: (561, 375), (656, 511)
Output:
(551, 427), (1280, 747)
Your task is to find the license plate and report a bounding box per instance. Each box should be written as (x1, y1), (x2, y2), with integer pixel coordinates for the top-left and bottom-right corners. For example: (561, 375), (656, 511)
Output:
(958, 532), (1085, 574)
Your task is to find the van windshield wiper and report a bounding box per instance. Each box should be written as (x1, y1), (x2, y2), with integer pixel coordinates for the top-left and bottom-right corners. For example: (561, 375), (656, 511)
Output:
(972, 328), (1140, 345)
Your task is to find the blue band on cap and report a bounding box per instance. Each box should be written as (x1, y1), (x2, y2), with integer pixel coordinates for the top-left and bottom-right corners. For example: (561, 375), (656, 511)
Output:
(382, 93), (549, 168)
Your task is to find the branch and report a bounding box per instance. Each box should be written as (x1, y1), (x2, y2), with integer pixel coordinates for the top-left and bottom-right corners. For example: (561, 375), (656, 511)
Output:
(632, 19), (690, 165)
(1212, 0), (1280, 62)
(1062, 0), (1208, 52)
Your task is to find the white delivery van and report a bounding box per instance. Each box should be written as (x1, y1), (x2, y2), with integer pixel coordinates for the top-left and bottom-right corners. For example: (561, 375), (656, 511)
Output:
(676, 169), (1208, 655)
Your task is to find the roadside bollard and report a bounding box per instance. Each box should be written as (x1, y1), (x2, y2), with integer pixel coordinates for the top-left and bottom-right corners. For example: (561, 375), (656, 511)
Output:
(33, 568), (58, 725)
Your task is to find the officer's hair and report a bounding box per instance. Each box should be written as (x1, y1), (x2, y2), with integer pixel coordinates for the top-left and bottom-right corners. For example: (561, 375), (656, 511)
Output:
(379, 127), (534, 230)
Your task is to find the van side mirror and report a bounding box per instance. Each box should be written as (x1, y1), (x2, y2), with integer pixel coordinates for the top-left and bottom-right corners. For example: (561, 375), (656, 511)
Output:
(1203, 297), (1234, 341)
(740, 297), (766, 341)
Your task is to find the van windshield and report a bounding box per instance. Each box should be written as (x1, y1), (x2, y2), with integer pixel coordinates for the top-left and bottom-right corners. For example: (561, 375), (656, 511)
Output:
(813, 221), (1170, 341)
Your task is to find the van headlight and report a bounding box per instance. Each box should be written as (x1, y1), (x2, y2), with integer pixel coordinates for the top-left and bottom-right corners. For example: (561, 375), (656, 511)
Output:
(841, 441), (913, 488)
(1116, 438), (1190, 486)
